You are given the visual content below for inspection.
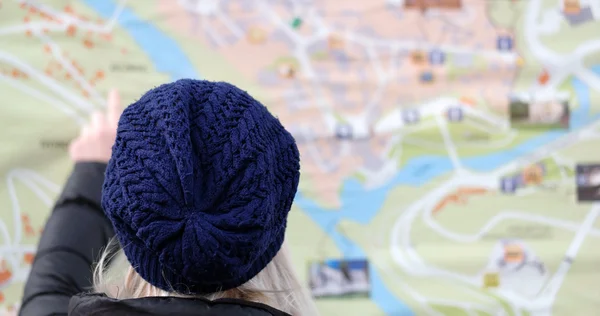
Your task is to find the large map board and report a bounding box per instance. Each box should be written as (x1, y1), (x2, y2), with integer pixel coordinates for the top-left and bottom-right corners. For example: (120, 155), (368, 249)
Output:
(1, 0), (600, 315)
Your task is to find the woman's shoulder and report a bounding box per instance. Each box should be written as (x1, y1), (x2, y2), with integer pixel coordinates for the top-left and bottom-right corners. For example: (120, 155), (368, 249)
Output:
(68, 292), (292, 316)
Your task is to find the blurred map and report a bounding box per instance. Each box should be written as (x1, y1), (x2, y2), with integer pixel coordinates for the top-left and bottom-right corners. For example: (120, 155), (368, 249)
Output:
(1, 0), (600, 315)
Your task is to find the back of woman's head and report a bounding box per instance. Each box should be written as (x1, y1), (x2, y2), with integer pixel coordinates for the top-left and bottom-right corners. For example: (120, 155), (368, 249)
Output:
(94, 239), (318, 315)
(96, 79), (318, 315)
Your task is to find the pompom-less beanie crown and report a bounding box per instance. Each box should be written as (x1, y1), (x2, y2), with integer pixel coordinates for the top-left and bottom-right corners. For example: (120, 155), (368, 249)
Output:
(101, 79), (300, 294)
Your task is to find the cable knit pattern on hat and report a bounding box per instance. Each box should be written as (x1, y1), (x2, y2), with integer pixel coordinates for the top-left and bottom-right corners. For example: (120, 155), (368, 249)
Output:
(101, 79), (300, 294)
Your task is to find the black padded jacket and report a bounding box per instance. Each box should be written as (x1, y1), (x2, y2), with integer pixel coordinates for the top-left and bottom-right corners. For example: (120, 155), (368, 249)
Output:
(19, 162), (290, 316)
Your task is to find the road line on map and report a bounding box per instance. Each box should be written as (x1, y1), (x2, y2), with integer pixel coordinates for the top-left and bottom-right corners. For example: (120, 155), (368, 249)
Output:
(0, 217), (11, 250)
(26, 1), (116, 33)
(459, 105), (508, 130)
(0, 51), (95, 112)
(458, 132), (517, 150)
(304, 137), (338, 173)
(423, 208), (600, 244)
(37, 33), (105, 106)
(258, 0), (303, 44)
(574, 66), (600, 93)
(589, 0), (600, 18)
(2, 169), (61, 290)
(426, 299), (499, 316)
(435, 116), (462, 170)
(570, 40), (600, 64)
(5, 169), (56, 245)
(390, 170), (577, 309)
(392, 177), (479, 285)
(305, 7), (330, 36)
(0, 23), (62, 36)
(4, 175), (22, 284)
(5, 0), (599, 312)
(363, 83), (387, 120)
(378, 261), (445, 316)
(15, 169), (60, 193)
(106, 0), (127, 30)
(358, 160), (399, 189)
(215, 11), (244, 39)
(550, 154), (570, 182)
(366, 46), (386, 83)
(464, 118), (509, 135)
(242, 0), (600, 312)
(493, 118), (600, 178)
(11, 170), (55, 207)
(538, 205), (600, 306)
(342, 32), (516, 59)
(266, 5), (334, 126)
(401, 136), (443, 150)
(375, 97), (508, 141)
(202, 18), (226, 47)
(0, 74), (86, 125)
(6, 172), (24, 246)
(524, 0), (562, 64)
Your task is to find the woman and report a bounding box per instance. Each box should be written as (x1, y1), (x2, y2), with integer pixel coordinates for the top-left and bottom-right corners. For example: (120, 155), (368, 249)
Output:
(19, 80), (319, 316)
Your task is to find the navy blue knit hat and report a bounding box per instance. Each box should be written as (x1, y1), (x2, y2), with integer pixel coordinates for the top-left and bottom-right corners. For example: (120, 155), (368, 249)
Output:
(101, 79), (300, 294)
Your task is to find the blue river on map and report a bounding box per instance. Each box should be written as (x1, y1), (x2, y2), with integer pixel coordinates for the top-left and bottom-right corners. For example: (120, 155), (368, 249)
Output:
(86, 1), (598, 314)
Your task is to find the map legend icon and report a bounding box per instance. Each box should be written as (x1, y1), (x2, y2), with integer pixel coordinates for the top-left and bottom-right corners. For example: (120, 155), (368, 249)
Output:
(483, 272), (500, 288)
(509, 94), (570, 130)
(447, 107), (464, 122)
(419, 71), (434, 83)
(278, 63), (296, 79)
(575, 164), (600, 202)
(291, 17), (303, 29)
(500, 177), (518, 194)
(327, 34), (344, 50)
(429, 49), (445, 65)
(401, 109), (420, 125)
(246, 27), (266, 45)
(411, 50), (426, 64)
(503, 243), (524, 263)
(309, 259), (371, 299)
(335, 124), (353, 140)
(522, 164), (545, 186)
(484, 241), (548, 296)
(497, 35), (513, 51)
(563, 0), (581, 14)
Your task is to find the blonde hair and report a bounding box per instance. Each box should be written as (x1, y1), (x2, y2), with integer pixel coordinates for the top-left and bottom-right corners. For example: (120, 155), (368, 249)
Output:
(93, 238), (319, 316)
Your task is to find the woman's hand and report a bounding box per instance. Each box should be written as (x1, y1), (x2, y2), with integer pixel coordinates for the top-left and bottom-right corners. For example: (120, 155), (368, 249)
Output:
(69, 89), (121, 163)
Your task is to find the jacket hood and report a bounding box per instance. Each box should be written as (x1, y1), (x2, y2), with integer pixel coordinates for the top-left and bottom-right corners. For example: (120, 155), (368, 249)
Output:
(68, 293), (292, 316)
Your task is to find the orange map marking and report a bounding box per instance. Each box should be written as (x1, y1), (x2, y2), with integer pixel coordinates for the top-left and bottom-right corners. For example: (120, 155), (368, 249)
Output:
(83, 38), (94, 49)
(23, 253), (35, 265)
(66, 25), (77, 37)
(433, 187), (489, 215)
(460, 96), (477, 106)
(538, 69), (550, 85)
(0, 260), (12, 285)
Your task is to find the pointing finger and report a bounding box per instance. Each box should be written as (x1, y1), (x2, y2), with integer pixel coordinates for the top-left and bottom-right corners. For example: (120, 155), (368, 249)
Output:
(91, 111), (105, 129)
(82, 125), (91, 136)
(107, 88), (121, 125)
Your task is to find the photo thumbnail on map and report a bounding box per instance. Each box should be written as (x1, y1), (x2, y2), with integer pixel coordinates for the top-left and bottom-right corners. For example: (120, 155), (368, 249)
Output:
(334, 123), (373, 140)
(576, 164), (600, 201)
(308, 259), (370, 298)
(481, 240), (548, 297)
(500, 162), (547, 194)
(509, 93), (570, 129)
